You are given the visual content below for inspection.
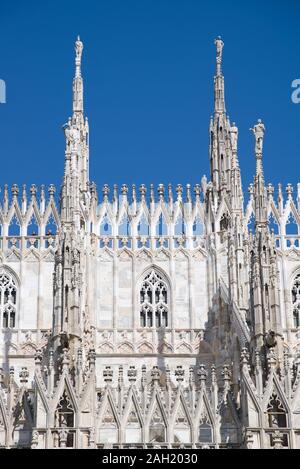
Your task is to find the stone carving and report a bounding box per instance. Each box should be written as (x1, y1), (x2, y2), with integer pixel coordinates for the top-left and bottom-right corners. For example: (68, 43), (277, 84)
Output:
(250, 119), (265, 154)
(230, 122), (238, 151)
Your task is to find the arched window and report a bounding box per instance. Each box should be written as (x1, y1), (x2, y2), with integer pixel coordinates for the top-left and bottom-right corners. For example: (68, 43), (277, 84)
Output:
(55, 391), (74, 428)
(266, 393), (288, 448)
(140, 270), (168, 328)
(199, 422), (213, 443)
(199, 412), (213, 443)
(267, 393), (287, 428)
(292, 274), (300, 328)
(54, 391), (75, 448)
(0, 270), (17, 328)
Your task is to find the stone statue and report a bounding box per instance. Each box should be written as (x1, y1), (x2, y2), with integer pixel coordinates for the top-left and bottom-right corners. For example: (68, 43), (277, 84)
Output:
(215, 36), (224, 62)
(214, 36), (224, 74)
(230, 122), (238, 151)
(63, 122), (80, 150)
(250, 119), (265, 154)
(264, 329), (277, 348)
(75, 36), (83, 63)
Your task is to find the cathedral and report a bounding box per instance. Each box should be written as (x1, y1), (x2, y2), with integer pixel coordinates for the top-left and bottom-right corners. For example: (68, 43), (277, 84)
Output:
(0, 36), (299, 450)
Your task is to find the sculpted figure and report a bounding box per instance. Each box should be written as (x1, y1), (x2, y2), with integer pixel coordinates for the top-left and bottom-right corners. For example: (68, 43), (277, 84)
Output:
(264, 329), (277, 348)
(230, 122), (238, 151)
(75, 36), (83, 63)
(214, 36), (224, 63)
(250, 119), (265, 154)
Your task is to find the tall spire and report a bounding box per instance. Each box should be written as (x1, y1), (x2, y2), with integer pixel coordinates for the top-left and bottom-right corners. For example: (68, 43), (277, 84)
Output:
(214, 36), (225, 114)
(209, 37), (230, 192)
(61, 36), (90, 225)
(73, 36), (84, 114)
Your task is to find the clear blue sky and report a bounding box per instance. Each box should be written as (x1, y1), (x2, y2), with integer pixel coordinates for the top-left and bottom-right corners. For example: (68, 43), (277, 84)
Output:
(0, 0), (299, 198)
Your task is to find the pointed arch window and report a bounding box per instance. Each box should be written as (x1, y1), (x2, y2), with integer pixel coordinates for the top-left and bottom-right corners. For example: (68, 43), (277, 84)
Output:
(125, 408), (142, 444)
(54, 391), (75, 448)
(140, 270), (168, 328)
(286, 213), (299, 235)
(45, 212), (58, 236)
(267, 393), (287, 428)
(0, 271), (17, 328)
(55, 391), (74, 428)
(292, 274), (300, 328)
(149, 405), (166, 443)
(199, 413), (213, 443)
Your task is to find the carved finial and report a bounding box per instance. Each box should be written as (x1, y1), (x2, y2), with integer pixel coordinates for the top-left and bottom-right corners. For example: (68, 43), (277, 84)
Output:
(151, 365), (160, 385)
(30, 184), (37, 198)
(49, 349), (54, 368)
(90, 181), (97, 198)
(186, 184), (191, 202)
(175, 365), (185, 383)
(132, 184), (136, 202)
(128, 366), (137, 384)
(158, 184), (165, 199)
(121, 184), (128, 197)
(197, 364), (207, 387)
(11, 184), (19, 197)
(19, 367), (29, 385)
(150, 184), (155, 202)
(189, 366), (195, 385)
(103, 366), (113, 385)
(61, 348), (69, 370)
(176, 184), (183, 199)
(211, 364), (216, 384)
(22, 184), (26, 200)
(141, 364), (147, 385)
(241, 348), (250, 368)
(102, 184), (110, 199)
(139, 184), (146, 199)
(248, 183), (254, 196)
(286, 183), (293, 198)
(168, 183), (173, 203)
(165, 365), (171, 384)
(113, 184), (118, 201)
(118, 365), (124, 385)
(267, 183), (274, 198)
(9, 366), (14, 383)
(48, 184), (56, 197)
(194, 184), (201, 198)
(40, 184), (45, 201)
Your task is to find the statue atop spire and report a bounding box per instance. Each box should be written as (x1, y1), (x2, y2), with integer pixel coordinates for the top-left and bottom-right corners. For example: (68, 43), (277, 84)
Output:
(73, 36), (84, 114)
(250, 119), (265, 155)
(213, 36), (226, 115)
(214, 36), (224, 76)
(251, 119), (267, 227)
(75, 36), (83, 78)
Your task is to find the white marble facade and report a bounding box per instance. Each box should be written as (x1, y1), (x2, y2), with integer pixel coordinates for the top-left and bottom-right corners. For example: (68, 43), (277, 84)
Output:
(1, 37), (300, 449)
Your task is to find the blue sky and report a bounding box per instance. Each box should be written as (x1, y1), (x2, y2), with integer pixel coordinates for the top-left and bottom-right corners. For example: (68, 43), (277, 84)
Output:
(0, 0), (299, 199)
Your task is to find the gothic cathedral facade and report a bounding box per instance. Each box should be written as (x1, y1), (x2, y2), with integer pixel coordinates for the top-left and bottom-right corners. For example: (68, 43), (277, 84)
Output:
(0, 37), (299, 449)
